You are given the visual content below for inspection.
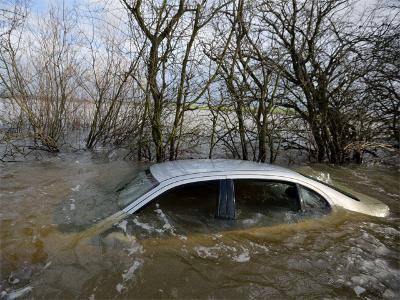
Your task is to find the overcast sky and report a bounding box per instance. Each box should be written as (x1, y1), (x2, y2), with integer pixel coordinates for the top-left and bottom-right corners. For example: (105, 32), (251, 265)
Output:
(30, 0), (378, 13)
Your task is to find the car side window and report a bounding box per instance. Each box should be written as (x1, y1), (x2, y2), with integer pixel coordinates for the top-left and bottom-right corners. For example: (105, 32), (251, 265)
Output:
(298, 185), (330, 211)
(235, 180), (301, 211)
(153, 180), (218, 216)
(129, 180), (220, 236)
(234, 180), (301, 227)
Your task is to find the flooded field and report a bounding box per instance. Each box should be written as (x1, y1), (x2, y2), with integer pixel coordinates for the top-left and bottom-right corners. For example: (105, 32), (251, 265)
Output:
(0, 153), (399, 299)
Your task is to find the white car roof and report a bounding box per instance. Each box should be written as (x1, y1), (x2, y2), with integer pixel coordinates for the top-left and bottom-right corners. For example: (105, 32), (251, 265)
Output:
(149, 159), (296, 182)
(117, 159), (389, 218)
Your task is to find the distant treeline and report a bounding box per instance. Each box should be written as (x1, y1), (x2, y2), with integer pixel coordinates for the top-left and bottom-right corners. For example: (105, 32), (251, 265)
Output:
(0, 0), (398, 163)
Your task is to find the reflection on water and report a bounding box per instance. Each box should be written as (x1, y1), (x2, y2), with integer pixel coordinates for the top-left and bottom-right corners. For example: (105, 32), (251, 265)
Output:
(0, 154), (399, 299)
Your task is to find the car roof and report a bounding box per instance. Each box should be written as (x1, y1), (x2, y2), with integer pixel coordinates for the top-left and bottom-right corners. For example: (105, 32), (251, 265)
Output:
(149, 159), (297, 182)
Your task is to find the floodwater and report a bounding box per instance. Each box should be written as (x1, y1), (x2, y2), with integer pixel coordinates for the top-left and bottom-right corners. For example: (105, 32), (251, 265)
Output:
(0, 153), (399, 299)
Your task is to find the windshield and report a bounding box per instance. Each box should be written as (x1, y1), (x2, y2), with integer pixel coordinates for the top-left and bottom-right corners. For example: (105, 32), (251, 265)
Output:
(117, 170), (159, 209)
(299, 173), (360, 201)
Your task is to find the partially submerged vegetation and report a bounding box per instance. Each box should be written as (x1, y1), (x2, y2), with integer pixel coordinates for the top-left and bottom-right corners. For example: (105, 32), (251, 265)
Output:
(0, 0), (398, 164)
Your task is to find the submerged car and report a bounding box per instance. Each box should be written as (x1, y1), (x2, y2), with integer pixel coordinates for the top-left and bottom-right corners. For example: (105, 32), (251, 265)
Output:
(114, 159), (389, 223)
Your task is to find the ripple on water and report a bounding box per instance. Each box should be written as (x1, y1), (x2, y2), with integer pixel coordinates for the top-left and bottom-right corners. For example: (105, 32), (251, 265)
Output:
(1, 156), (399, 299)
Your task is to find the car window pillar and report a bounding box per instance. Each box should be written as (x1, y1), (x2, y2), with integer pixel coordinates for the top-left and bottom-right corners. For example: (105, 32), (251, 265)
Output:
(216, 179), (235, 219)
(296, 183), (306, 211)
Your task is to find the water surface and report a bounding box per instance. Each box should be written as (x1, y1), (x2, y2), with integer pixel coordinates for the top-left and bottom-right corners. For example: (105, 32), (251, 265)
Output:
(0, 153), (399, 299)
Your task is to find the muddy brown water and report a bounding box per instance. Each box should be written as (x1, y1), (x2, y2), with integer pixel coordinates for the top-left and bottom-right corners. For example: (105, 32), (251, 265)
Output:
(0, 153), (399, 299)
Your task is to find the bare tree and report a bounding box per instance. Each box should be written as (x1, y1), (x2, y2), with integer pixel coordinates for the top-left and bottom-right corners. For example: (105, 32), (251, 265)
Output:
(0, 2), (79, 152)
(1, 0), (396, 164)
(206, 0), (286, 162)
(0, 0), (28, 38)
(362, 5), (399, 147)
(254, 0), (370, 163)
(121, 0), (234, 162)
(81, 18), (144, 150)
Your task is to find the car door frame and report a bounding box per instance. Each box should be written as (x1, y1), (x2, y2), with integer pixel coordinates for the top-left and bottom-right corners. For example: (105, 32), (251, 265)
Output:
(121, 172), (333, 218)
(225, 173), (333, 213)
(228, 178), (304, 214)
(122, 174), (228, 216)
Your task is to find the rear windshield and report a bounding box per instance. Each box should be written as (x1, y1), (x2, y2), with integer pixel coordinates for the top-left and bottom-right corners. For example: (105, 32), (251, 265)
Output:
(117, 170), (159, 209)
(299, 173), (360, 201)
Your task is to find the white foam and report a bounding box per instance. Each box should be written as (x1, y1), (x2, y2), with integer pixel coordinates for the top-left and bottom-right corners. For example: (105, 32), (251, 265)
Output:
(242, 213), (264, 226)
(193, 242), (238, 260)
(382, 227), (400, 236)
(232, 248), (250, 263)
(118, 220), (128, 234)
(125, 237), (144, 256)
(9, 277), (20, 284)
(177, 234), (187, 241)
(154, 208), (175, 235)
(8, 274), (19, 285)
(115, 283), (124, 293)
(115, 259), (144, 294)
(211, 234), (223, 240)
(6, 286), (33, 300)
(122, 260), (142, 281)
(354, 286), (366, 296)
(71, 185), (80, 192)
(155, 209), (172, 231)
(315, 172), (331, 184)
(193, 246), (220, 259)
(44, 261), (52, 269)
(385, 192), (400, 198)
(351, 275), (373, 286)
(382, 289), (396, 298)
(132, 217), (155, 232)
(250, 241), (270, 253)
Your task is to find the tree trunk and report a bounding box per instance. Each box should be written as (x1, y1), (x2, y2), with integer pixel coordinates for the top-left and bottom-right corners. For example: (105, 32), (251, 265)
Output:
(148, 43), (164, 162)
(235, 100), (248, 160)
